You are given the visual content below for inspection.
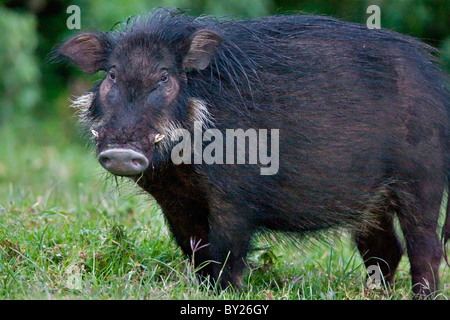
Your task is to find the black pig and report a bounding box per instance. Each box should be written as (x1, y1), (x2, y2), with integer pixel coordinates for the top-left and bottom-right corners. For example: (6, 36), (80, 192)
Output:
(56, 9), (450, 298)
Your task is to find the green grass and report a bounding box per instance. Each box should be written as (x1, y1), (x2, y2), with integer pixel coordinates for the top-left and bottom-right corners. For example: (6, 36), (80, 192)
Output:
(0, 119), (448, 300)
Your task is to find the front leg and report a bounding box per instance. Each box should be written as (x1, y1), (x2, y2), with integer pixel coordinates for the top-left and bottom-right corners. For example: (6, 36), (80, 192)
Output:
(207, 199), (256, 289)
(139, 166), (256, 289)
(137, 167), (215, 280)
(161, 198), (254, 289)
(158, 197), (215, 279)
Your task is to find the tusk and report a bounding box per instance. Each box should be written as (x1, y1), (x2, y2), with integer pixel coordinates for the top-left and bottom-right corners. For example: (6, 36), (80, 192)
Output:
(91, 130), (99, 138)
(154, 134), (165, 143)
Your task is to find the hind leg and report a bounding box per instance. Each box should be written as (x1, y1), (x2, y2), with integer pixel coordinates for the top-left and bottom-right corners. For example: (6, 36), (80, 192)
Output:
(396, 181), (444, 299)
(354, 214), (404, 286)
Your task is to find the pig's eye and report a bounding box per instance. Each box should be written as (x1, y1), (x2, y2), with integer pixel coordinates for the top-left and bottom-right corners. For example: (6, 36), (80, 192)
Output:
(160, 72), (169, 83)
(108, 71), (116, 82)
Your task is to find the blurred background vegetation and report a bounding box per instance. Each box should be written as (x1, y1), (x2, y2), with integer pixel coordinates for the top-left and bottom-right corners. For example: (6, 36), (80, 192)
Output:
(0, 1), (448, 299)
(0, 0), (449, 141)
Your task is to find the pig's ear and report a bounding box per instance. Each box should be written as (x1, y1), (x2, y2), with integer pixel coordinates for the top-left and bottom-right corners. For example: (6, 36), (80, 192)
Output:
(58, 33), (109, 74)
(182, 30), (222, 71)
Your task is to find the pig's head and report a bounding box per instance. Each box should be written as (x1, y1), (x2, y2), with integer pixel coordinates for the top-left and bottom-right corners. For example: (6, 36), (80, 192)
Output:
(57, 22), (221, 177)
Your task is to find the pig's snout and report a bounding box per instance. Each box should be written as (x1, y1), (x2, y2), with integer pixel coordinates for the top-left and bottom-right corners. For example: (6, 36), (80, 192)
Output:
(98, 148), (149, 176)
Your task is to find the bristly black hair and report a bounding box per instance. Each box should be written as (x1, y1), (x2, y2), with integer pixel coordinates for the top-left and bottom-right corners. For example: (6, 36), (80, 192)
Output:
(98, 7), (447, 125)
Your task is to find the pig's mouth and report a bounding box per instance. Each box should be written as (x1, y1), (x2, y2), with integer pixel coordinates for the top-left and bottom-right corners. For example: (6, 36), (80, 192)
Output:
(98, 148), (149, 176)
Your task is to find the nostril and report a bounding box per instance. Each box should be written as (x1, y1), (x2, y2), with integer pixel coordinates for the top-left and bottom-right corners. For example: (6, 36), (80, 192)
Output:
(99, 155), (111, 166)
